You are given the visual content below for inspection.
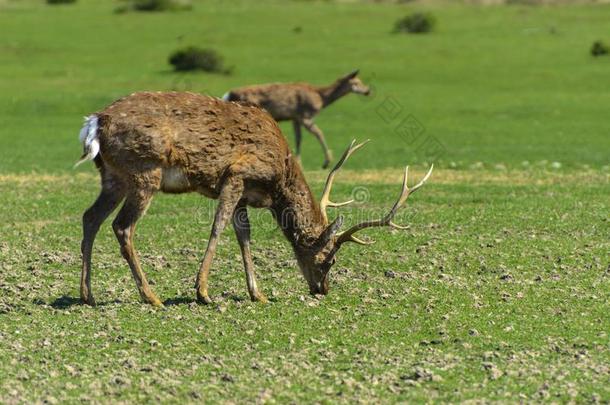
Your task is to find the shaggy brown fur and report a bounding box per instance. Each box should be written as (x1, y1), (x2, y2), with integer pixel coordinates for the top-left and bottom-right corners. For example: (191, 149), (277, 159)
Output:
(79, 91), (345, 307)
(225, 70), (370, 168)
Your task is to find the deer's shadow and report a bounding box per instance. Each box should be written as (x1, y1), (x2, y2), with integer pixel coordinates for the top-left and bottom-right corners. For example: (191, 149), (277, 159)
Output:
(42, 294), (252, 309)
(42, 295), (198, 309)
(50, 295), (81, 309)
(163, 297), (196, 306)
(41, 295), (123, 309)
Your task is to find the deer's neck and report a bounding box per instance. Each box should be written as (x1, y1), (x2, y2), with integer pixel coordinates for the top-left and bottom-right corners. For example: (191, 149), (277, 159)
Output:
(272, 159), (326, 249)
(317, 80), (349, 108)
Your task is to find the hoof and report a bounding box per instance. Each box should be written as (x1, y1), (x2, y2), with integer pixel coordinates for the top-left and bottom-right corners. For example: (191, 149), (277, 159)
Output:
(196, 290), (213, 305)
(149, 298), (165, 308)
(252, 294), (268, 304)
(81, 292), (96, 306)
(141, 291), (164, 308)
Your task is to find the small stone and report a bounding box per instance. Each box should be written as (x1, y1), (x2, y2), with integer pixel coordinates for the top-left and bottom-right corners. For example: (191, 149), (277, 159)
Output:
(490, 367), (503, 380)
(482, 363), (503, 380)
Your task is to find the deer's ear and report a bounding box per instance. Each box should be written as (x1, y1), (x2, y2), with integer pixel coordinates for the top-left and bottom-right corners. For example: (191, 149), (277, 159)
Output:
(314, 216), (344, 250)
(343, 69), (359, 80)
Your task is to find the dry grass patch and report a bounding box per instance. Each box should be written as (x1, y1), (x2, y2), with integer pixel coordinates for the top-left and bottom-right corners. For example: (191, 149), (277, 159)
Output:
(0, 172), (96, 186)
(306, 168), (610, 186)
(0, 169), (608, 190)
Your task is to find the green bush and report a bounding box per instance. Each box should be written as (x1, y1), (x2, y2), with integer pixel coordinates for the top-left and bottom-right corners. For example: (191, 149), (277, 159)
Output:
(591, 41), (609, 57)
(394, 12), (436, 34)
(116, 0), (192, 13)
(169, 47), (232, 74)
(47, 0), (77, 4)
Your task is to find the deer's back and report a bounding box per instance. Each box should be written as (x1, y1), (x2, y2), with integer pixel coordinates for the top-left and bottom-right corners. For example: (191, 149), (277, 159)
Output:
(96, 92), (290, 196)
(229, 83), (323, 121)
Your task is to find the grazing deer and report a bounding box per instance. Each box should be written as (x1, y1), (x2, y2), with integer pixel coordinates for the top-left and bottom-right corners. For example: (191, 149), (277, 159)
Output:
(223, 70), (371, 169)
(77, 91), (432, 307)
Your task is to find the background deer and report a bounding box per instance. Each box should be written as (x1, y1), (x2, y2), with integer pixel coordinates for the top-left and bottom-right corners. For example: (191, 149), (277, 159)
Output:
(223, 70), (371, 169)
(77, 91), (431, 307)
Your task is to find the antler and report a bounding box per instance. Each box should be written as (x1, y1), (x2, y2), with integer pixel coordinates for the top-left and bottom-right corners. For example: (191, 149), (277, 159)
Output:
(335, 165), (434, 246)
(319, 139), (369, 223)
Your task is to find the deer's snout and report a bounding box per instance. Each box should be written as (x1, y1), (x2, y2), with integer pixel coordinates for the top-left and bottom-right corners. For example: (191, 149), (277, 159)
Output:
(356, 87), (371, 96)
(309, 275), (329, 295)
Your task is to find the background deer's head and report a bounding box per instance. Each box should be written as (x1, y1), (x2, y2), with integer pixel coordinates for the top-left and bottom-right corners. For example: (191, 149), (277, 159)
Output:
(340, 70), (371, 96)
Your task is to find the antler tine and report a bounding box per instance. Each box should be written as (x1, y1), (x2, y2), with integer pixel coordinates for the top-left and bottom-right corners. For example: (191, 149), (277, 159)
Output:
(320, 139), (369, 223)
(335, 164), (434, 246)
(410, 164), (434, 194)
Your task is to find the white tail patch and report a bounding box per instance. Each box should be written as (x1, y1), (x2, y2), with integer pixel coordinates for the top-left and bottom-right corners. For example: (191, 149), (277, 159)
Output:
(74, 115), (100, 168)
(221, 91), (231, 101)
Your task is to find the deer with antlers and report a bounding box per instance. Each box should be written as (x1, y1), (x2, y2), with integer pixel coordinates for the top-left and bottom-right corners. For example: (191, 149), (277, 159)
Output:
(223, 70), (371, 169)
(77, 91), (432, 307)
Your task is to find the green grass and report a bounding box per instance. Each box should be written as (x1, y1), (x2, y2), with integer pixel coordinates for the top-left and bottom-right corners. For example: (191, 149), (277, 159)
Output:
(1, 171), (608, 402)
(0, 0), (609, 403)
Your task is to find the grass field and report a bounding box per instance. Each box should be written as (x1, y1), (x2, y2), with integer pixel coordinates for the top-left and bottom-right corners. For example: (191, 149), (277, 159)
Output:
(0, 0), (609, 403)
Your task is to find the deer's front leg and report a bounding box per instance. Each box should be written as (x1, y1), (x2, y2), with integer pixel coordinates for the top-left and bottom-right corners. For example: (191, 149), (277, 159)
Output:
(302, 118), (333, 169)
(195, 177), (244, 304)
(232, 204), (267, 303)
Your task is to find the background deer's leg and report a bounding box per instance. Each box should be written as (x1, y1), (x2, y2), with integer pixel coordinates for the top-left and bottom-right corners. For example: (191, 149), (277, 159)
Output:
(80, 178), (125, 306)
(302, 118), (333, 169)
(112, 188), (163, 307)
(232, 203), (267, 303)
(195, 177), (244, 304)
(293, 120), (303, 166)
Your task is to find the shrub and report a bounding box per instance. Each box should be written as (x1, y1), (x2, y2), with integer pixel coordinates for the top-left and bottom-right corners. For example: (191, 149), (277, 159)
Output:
(394, 12), (436, 34)
(47, 0), (77, 4)
(134, 0), (175, 11)
(591, 41), (609, 57)
(169, 47), (232, 74)
(116, 0), (192, 13)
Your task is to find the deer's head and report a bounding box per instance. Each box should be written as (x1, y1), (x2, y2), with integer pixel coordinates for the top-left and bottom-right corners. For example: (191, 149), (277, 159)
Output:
(292, 216), (342, 295)
(295, 140), (433, 295)
(340, 70), (371, 96)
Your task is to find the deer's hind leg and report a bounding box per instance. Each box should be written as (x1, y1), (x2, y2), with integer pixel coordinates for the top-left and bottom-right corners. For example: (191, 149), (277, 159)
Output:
(81, 174), (125, 306)
(195, 176), (244, 304)
(112, 172), (163, 307)
(302, 118), (333, 169)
